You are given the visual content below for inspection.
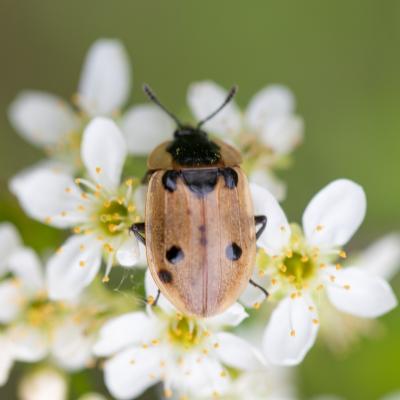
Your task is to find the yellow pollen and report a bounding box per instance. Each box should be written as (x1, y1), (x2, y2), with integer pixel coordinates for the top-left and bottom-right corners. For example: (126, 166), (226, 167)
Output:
(335, 263), (342, 270)
(73, 227), (81, 234)
(108, 224), (118, 233)
(220, 370), (227, 378)
(61, 211), (68, 217)
(279, 264), (287, 273)
(65, 187), (72, 193)
(290, 329), (296, 337)
(147, 295), (155, 305)
(127, 204), (136, 213)
(164, 389), (173, 398)
(271, 278), (278, 285)
(315, 224), (324, 232)
(56, 247), (63, 254)
(77, 205), (85, 211)
(96, 184), (102, 190)
(81, 193), (88, 200)
(79, 244), (85, 251)
(312, 319), (319, 325)
(95, 167), (102, 174)
(212, 391), (220, 399)
(253, 302), (261, 309)
(308, 306), (315, 311)
(213, 342), (220, 349)
(75, 178), (81, 184)
(102, 276), (110, 283)
(339, 250), (347, 258)
(202, 349), (209, 355)
(286, 250), (293, 258)
(317, 284), (324, 290)
(180, 396), (189, 400)
(319, 263), (326, 269)
(79, 261), (85, 267)
(330, 275), (336, 282)
(344, 284), (351, 290)
(176, 312), (183, 321)
(151, 339), (160, 346)
(129, 359), (135, 364)
(288, 274), (296, 282)
(44, 217), (52, 224)
(117, 196), (124, 205)
(301, 255), (309, 262)
(125, 178), (133, 186)
(290, 292), (297, 299)
(280, 225), (286, 232)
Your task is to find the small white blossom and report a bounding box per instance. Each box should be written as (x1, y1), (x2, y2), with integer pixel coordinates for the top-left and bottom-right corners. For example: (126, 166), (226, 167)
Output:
(8, 39), (174, 170)
(10, 118), (146, 299)
(0, 224), (96, 385)
(243, 179), (397, 366)
(187, 81), (304, 200)
(93, 271), (264, 400)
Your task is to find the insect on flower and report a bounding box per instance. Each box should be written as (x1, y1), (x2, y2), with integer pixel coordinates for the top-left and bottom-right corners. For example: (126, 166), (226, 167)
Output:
(130, 85), (269, 317)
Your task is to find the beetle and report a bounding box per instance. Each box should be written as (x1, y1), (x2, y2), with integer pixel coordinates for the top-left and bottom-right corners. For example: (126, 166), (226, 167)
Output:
(131, 84), (268, 317)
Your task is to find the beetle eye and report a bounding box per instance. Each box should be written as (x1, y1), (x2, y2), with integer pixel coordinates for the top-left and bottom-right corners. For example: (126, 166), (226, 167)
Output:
(226, 242), (242, 261)
(166, 245), (184, 264)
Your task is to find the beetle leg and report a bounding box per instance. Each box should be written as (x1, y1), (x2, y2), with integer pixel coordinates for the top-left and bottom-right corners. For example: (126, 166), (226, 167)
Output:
(129, 222), (146, 245)
(249, 279), (269, 298)
(254, 215), (267, 240)
(147, 289), (161, 307)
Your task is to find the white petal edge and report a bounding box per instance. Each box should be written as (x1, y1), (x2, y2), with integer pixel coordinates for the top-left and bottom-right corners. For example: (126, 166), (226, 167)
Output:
(9, 166), (83, 228)
(262, 296), (319, 366)
(0, 335), (14, 386)
(78, 39), (131, 116)
(214, 332), (265, 371)
(8, 91), (79, 148)
(121, 104), (175, 155)
(8, 247), (44, 293)
(187, 80), (242, 137)
(46, 235), (102, 300)
(245, 84), (296, 131)
(250, 183), (291, 255)
(303, 179), (366, 248)
(357, 233), (400, 280)
(0, 222), (22, 275)
(206, 302), (248, 328)
(103, 347), (161, 400)
(325, 266), (397, 318)
(81, 117), (127, 191)
(116, 236), (140, 267)
(93, 312), (155, 357)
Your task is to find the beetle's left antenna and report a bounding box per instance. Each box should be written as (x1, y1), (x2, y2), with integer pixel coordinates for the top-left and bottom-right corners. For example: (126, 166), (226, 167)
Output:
(143, 84), (183, 128)
(196, 85), (238, 129)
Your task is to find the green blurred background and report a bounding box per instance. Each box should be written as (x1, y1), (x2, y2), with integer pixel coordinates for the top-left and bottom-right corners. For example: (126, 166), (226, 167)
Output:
(0, 1), (399, 399)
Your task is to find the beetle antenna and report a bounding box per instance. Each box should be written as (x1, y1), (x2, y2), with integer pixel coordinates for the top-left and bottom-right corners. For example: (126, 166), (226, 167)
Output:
(143, 84), (183, 128)
(196, 85), (238, 129)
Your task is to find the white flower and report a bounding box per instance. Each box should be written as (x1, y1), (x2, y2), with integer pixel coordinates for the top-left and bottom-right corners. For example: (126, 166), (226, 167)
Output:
(0, 225), (97, 385)
(318, 233), (400, 353)
(187, 81), (304, 201)
(18, 368), (67, 400)
(244, 179), (397, 366)
(93, 271), (264, 400)
(10, 118), (146, 299)
(9, 38), (174, 169)
(18, 368), (109, 400)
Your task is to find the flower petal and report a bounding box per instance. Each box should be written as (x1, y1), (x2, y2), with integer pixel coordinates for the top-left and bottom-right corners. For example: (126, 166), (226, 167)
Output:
(0, 335), (14, 386)
(250, 183), (291, 254)
(0, 222), (22, 276)
(187, 80), (242, 136)
(103, 347), (161, 400)
(206, 303), (248, 328)
(249, 169), (287, 202)
(18, 368), (67, 400)
(8, 324), (48, 362)
(116, 236), (140, 267)
(8, 91), (79, 148)
(81, 117), (127, 191)
(214, 332), (264, 370)
(46, 235), (102, 300)
(121, 104), (175, 155)
(325, 266), (397, 318)
(78, 39), (131, 116)
(303, 179), (366, 248)
(8, 247), (44, 293)
(357, 234), (400, 280)
(93, 312), (154, 357)
(50, 317), (94, 371)
(260, 115), (304, 155)
(245, 85), (296, 130)
(0, 280), (24, 323)
(10, 166), (83, 228)
(262, 296), (319, 366)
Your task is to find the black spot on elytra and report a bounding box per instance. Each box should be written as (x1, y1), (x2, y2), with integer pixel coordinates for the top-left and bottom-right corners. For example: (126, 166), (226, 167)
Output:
(198, 225), (207, 246)
(220, 167), (238, 189)
(226, 243), (242, 261)
(198, 225), (206, 233)
(162, 170), (180, 192)
(158, 269), (173, 283)
(166, 246), (184, 264)
(181, 169), (218, 196)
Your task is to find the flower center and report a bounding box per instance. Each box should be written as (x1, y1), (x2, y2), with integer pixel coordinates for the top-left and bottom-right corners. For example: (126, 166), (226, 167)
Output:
(26, 295), (64, 327)
(168, 316), (207, 349)
(280, 251), (316, 285)
(98, 200), (129, 236)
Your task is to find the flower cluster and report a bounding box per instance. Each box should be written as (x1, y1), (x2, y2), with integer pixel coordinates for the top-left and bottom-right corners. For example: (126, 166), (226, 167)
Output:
(1, 38), (398, 400)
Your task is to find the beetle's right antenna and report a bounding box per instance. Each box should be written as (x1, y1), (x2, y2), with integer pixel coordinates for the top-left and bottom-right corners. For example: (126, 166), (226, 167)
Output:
(143, 84), (183, 128)
(196, 85), (238, 129)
